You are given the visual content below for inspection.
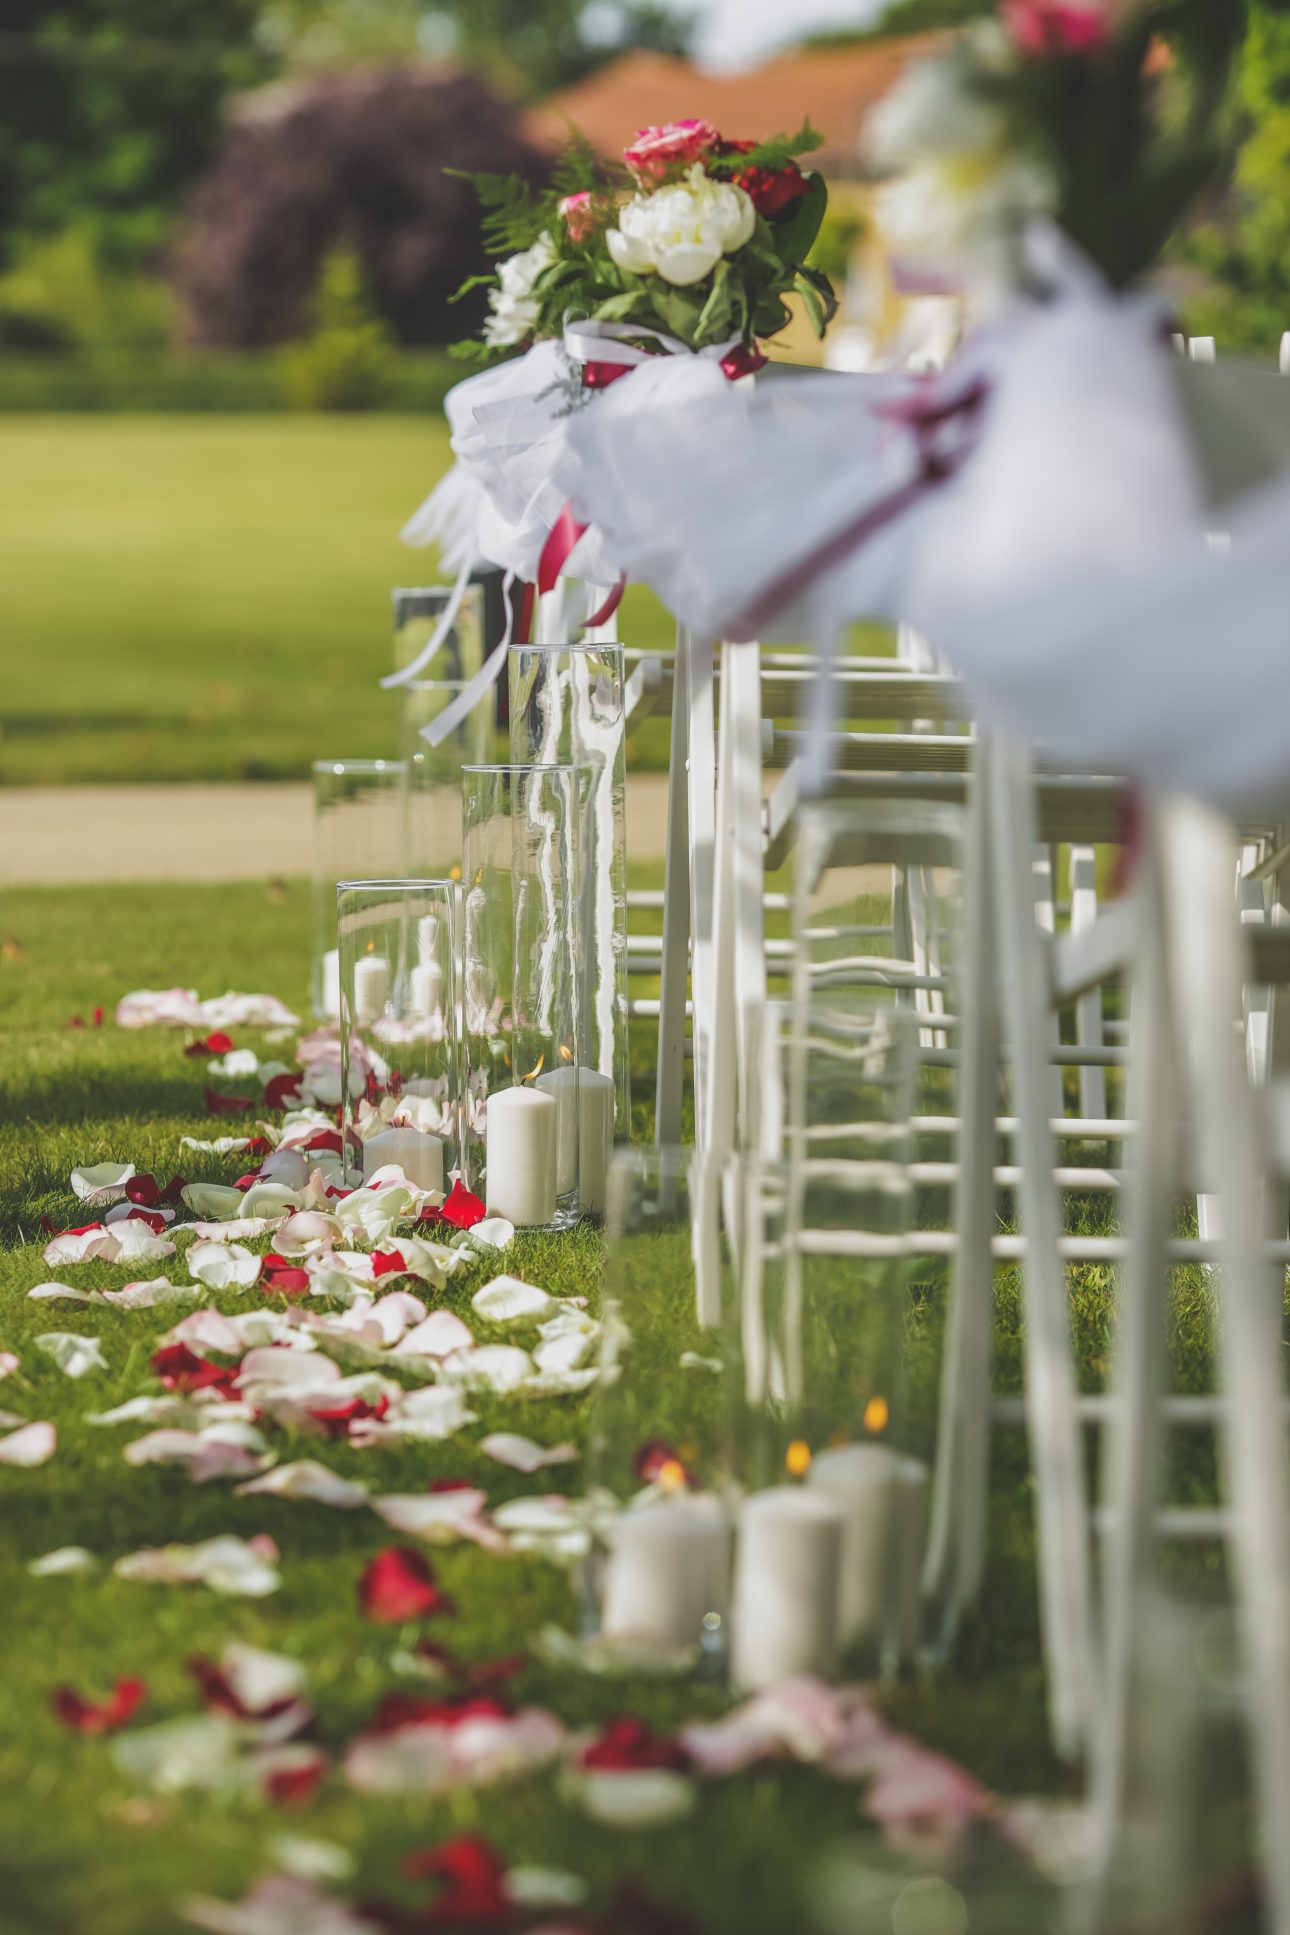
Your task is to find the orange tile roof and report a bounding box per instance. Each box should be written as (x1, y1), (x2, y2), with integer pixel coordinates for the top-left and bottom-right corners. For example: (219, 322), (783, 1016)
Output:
(525, 37), (953, 175)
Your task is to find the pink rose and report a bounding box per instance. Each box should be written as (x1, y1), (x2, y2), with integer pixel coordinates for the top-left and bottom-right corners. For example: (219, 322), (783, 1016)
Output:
(1003, 0), (1110, 55)
(624, 119), (722, 184)
(559, 190), (597, 243)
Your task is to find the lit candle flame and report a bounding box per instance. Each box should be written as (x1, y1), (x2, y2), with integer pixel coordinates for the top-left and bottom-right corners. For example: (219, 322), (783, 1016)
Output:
(657, 1459), (687, 1495)
(785, 1439), (812, 1479)
(521, 1053), (545, 1081)
(559, 1043), (573, 1062)
(864, 1396), (889, 1435)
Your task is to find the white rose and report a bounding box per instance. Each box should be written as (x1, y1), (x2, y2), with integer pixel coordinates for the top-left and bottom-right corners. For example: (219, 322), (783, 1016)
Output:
(607, 164), (756, 288)
(483, 233), (557, 348)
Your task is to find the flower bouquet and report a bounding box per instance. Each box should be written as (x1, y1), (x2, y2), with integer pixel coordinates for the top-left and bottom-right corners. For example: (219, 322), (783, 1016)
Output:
(457, 118), (837, 366)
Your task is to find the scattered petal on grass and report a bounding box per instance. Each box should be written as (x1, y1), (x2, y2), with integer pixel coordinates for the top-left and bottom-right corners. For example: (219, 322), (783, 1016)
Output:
(102, 1278), (200, 1310)
(115, 1534), (281, 1597)
(189, 1241), (262, 1291)
(402, 1835), (511, 1923)
(359, 1547), (454, 1624)
(28, 1280), (94, 1305)
(505, 1865), (588, 1910)
(519, 1367), (600, 1399)
(352, 1385), (476, 1447)
(0, 1351), (18, 1380)
(180, 1135), (258, 1155)
(571, 1765), (697, 1829)
(0, 1421), (56, 1466)
(464, 1216), (516, 1254)
(42, 1226), (119, 1267)
(35, 1333), (108, 1379)
(29, 1546), (99, 1578)
(181, 1184), (248, 1222)
(480, 1432), (578, 1474)
(345, 1704), (564, 1796)
(393, 1310), (474, 1360)
(167, 1307), (245, 1356)
(266, 1836), (355, 1885)
(471, 1276), (555, 1324)
(113, 1713), (243, 1793)
(438, 1345), (533, 1394)
(370, 1489), (504, 1552)
(490, 1495), (591, 1562)
(681, 1678), (852, 1778)
(235, 1460), (369, 1509)
(204, 1088), (256, 1117)
(679, 1352), (724, 1374)
(434, 1179), (486, 1230)
(124, 1424), (270, 1484)
(52, 1677), (148, 1735)
(181, 1874), (379, 1935)
(189, 1644), (307, 1720)
(69, 1162), (136, 1205)
(272, 1211), (341, 1259)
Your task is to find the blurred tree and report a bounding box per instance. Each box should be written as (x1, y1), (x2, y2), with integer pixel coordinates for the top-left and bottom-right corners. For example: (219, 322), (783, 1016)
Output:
(1183, 2), (1290, 350)
(0, 0), (268, 267)
(804, 0), (990, 42)
(279, 244), (395, 407)
(262, 0), (696, 96)
(176, 65), (550, 347)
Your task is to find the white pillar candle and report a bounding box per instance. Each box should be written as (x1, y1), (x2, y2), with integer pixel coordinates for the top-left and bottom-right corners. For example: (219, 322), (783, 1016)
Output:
(731, 1486), (845, 1693)
(601, 1497), (731, 1650)
(536, 1065), (614, 1212)
(410, 959), (444, 1016)
(362, 1125), (444, 1194)
(887, 1455), (930, 1668)
(322, 948), (341, 1020)
(485, 1085), (556, 1227)
(417, 913), (440, 962)
(807, 1442), (899, 1656)
(353, 953), (390, 1023)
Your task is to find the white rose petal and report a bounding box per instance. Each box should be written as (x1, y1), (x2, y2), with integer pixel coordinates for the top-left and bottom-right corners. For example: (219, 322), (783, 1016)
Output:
(189, 1240), (262, 1292)
(114, 1534), (281, 1597)
(35, 1332), (107, 1379)
(394, 1310), (474, 1359)
(576, 1766), (697, 1828)
(472, 1276), (555, 1325)
(480, 1432), (578, 1474)
(70, 1161), (136, 1205)
(235, 1460), (369, 1509)
(438, 1344), (533, 1394)
(180, 1183), (246, 1222)
(0, 1420), (56, 1466)
(29, 1545), (99, 1577)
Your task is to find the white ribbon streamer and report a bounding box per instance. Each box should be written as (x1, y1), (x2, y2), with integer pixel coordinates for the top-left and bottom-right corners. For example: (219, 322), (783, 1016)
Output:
(420, 571), (520, 751)
(562, 319), (745, 371)
(380, 559), (475, 691)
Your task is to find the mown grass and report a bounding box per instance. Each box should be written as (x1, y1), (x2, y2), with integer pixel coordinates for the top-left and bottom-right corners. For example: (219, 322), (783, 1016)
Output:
(0, 878), (1237, 1935)
(0, 417), (677, 788)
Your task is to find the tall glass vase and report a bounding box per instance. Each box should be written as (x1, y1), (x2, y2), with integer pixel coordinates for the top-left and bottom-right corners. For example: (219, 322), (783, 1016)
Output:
(392, 584), (485, 683)
(336, 878), (460, 1191)
(397, 679), (496, 879)
(311, 759), (408, 1021)
(460, 763), (589, 1229)
(509, 643), (630, 1142)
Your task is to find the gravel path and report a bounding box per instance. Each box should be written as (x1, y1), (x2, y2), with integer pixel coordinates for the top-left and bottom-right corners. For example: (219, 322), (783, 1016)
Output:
(1, 776), (677, 886)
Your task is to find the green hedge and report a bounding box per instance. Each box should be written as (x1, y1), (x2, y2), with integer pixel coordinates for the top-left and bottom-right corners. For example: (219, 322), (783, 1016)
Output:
(0, 348), (458, 412)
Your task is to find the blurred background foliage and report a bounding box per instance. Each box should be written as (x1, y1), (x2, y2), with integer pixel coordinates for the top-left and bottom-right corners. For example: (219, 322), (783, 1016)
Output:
(0, 0), (1285, 412)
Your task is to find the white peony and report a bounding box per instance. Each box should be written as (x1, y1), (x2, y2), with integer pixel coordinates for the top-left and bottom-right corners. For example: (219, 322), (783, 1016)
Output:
(483, 233), (557, 348)
(868, 32), (1057, 309)
(607, 164), (756, 288)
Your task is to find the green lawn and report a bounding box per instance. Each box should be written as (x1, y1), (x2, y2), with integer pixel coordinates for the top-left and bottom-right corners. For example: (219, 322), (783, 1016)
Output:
(0, 875), (1081, 1935)
(0, 416), (676, 787)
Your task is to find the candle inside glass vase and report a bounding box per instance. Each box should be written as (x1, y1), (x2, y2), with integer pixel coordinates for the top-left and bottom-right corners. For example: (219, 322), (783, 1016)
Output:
(337, 878), (460, 1192)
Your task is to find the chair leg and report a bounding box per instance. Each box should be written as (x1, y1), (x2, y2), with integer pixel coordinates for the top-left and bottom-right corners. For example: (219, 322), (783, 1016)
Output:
(923, 753), (1000, 1639)
(991, 738), (1099, 1761)
(655, 622), (691, 1150)
(687, 632), (717, 1153)
(1069, 844), (1109, 1122)
(1162, 800), (1290, 1935)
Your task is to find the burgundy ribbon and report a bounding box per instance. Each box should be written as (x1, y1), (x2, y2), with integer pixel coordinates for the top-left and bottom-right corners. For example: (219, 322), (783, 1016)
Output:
(727, 377), (990, 641)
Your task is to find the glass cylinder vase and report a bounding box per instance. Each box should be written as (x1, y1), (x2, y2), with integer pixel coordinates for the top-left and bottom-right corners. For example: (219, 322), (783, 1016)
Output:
(311, 759), (408, 1021)
(460, 763), (588, 1229)
(392, 583), (485, 683)
(336, 879), (459, 1193)
(509, 642), (629, 1139)
(397, 679), (497, 880)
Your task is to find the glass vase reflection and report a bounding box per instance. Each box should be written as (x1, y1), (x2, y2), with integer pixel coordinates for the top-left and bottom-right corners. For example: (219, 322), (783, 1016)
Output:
(392, 583), (485, 683)
(311, 759), (408, 1022)
(509, 642), (629, 1139)
(336, 879), (460, 1193)
(397, 678), (496, 879)
(460, 763), (588, 1229)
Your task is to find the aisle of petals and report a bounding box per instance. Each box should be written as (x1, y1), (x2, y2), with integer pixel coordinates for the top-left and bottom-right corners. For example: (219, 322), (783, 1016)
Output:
(4, 988), (1039, 1931)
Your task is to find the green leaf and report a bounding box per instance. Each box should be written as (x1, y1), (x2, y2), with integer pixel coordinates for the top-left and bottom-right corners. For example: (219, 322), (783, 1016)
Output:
(770, 171), (828, 267)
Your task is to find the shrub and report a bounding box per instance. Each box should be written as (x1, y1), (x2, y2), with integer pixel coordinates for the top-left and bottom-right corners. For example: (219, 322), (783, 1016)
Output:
(278, 246), (395, 410)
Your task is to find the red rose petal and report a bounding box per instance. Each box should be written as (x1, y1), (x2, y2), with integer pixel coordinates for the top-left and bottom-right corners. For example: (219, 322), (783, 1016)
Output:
(263, 1072), (305, 1110)
(66, 1015), (85, 1031)
(358, 1547), (456, 1624)
(241, 1136), (273, 1160)
(260, 1254), (312, 1297)
(204, 1087), (255, 1116)
(125, 1207), (169, 1233)
(264, 1752), (327, 1808)
(438, 1180), (486, 1230)
(51, 1676), (148, 1735)
(580, 1715), (691, 1773)
(185, 1655), (301, 1721)
(92, 1007), (105, 1028)
(303, 1129), (345, 1157)
(306, 1391), (389, 1436)
(151, 1343), (237, 1394)
(403, 1834), (512, 1923)
(371, 1249), (407, 1280)
(124, 1174), (160, 1207)
(38, 1214), (57, 1235)
(367, 1691), (510, 1737)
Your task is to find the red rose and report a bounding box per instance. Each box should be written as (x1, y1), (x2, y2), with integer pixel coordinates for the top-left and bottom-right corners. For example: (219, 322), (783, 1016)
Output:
(737, 161), (808, 220)
(1003, 0), (1109, 55)
(559, 190), (598, 242)
(624, 119), (721, 184)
